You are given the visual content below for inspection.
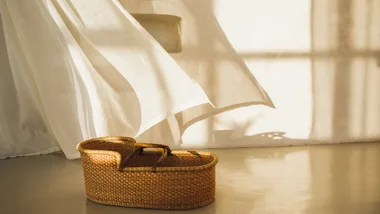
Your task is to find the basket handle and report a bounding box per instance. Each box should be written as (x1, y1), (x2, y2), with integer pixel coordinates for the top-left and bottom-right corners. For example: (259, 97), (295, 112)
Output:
(119, 143), (172, 172)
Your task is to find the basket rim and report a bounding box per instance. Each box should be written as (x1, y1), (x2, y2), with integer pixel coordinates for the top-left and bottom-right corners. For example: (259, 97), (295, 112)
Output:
(77, 136), (218, 172)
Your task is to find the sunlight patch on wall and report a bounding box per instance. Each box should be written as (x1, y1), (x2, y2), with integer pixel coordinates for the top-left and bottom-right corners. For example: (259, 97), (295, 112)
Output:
(210, 0), (313, 141)
(213, 0), (311, 52)
(362, 59), (380, 139)
(308, 60), (335, 140)
(245, 60), (313, 139)
(121, 0), (380, 147)
(180, 0), (314, 146)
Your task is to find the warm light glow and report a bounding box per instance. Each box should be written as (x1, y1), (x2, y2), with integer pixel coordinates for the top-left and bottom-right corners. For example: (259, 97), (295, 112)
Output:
(181, 0), (380, 148)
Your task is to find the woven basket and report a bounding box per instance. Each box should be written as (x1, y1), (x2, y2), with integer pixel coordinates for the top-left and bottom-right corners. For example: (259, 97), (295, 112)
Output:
(77, 136), (218, 210)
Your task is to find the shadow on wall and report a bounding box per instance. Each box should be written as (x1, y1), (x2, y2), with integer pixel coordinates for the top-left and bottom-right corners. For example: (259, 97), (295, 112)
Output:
(118, 0), (380, 148)
(177, 0), (274, 137)
(310, 0), (380, 143)
(207, 0), (380, 147)
(308, 1), (380, 212)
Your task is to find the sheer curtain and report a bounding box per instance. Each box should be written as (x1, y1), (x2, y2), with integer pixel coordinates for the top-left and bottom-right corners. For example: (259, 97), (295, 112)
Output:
(0, 0), (213, 159)
(0, 0), (272, 159)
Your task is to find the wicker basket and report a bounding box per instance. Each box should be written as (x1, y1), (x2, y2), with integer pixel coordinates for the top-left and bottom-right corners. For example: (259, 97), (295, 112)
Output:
(77, 136), (218, 210)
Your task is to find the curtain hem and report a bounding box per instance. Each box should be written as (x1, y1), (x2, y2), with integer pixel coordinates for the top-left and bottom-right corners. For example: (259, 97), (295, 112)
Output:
(0, 146), (62, 160)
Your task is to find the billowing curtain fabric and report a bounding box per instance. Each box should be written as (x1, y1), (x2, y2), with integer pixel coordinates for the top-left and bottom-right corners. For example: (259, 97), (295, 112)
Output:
(0, 0), (212, 159)
(119, 0), (274, 129)
(0, 0), (273, 159)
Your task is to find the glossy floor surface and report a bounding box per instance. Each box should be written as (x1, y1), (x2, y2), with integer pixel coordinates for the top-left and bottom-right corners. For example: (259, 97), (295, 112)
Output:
(1, 143), (380, 214)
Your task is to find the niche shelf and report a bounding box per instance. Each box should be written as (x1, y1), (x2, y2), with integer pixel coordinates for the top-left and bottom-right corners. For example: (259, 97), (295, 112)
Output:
(132, 13), (182, 53)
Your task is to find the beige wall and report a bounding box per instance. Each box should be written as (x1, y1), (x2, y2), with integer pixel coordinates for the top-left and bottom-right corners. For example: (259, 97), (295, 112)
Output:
(121, 0), (380, 147)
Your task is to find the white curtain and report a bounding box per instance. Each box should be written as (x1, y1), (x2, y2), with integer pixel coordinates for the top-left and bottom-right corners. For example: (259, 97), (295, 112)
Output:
(119, 0), (274, 130)
(0, 0), (272, 159)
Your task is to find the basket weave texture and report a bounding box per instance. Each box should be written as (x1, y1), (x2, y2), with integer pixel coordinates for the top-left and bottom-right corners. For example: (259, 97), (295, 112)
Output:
(77, 136), (218, 210)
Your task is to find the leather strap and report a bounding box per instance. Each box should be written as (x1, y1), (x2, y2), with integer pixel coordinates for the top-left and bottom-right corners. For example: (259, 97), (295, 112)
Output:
(119, 143), (172, 172)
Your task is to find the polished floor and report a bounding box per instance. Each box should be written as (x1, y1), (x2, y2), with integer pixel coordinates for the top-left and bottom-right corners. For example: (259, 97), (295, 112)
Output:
(1, 142), (380, 214)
